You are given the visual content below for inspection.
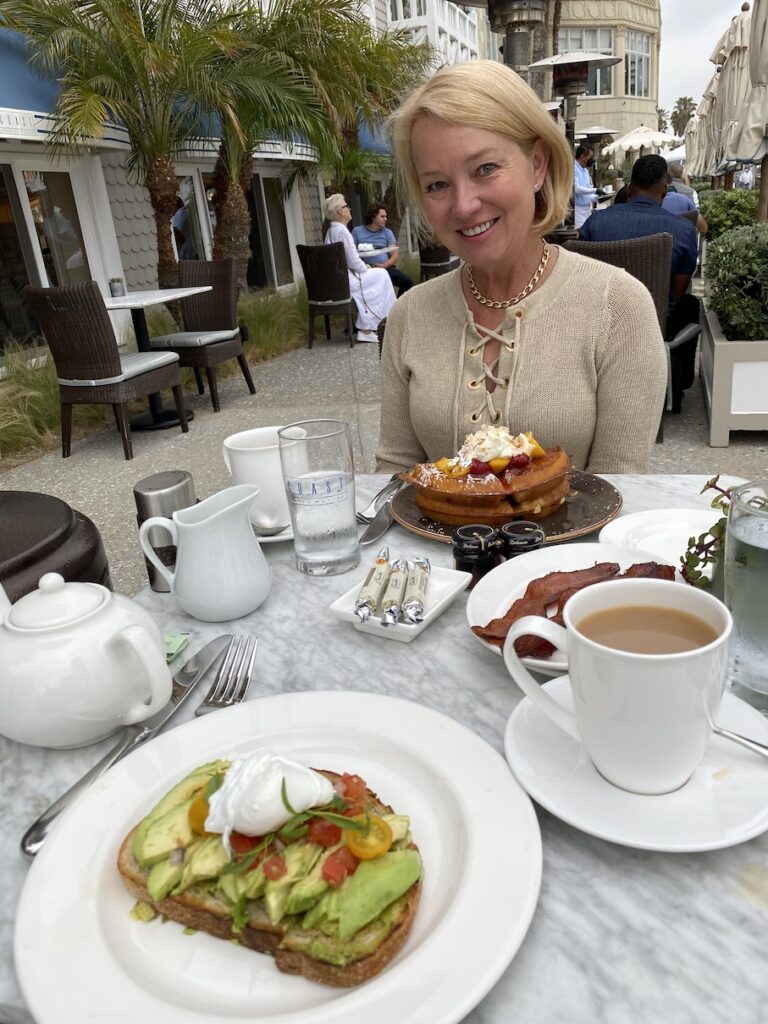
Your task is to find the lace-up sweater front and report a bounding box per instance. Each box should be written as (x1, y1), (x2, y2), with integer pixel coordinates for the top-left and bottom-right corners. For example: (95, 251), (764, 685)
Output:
(375, 247), (667, 474)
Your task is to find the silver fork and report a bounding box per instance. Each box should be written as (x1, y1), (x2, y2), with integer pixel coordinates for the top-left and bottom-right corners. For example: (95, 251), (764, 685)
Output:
(195, 634), (258, 715)
(356, 476), (403, 524)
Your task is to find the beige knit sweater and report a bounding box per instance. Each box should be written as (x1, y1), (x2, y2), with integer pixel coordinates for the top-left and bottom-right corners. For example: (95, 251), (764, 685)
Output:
(375, 247), (667, 474)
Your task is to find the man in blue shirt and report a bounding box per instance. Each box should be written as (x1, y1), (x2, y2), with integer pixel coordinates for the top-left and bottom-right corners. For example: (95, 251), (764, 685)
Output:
(579, 155), (700, 412)
(573, 143), (599, 229)
(351, 204), (412, 295)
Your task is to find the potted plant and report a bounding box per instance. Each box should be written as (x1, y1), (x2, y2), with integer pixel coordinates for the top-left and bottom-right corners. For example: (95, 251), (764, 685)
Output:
(700, 223), (768, 446)
(681, 476), (730, 599)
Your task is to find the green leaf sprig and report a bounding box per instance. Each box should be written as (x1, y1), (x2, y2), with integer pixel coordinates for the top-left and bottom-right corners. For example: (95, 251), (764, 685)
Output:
(681, 476), (731, 587)
(280, 778), (371, 836)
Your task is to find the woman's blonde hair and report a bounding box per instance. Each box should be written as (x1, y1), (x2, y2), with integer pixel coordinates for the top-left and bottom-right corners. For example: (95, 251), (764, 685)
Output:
(388, 60), (573, 235)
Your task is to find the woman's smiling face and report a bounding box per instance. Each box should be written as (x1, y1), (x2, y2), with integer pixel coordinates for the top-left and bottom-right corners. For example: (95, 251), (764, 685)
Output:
(411, 119), (549, 269)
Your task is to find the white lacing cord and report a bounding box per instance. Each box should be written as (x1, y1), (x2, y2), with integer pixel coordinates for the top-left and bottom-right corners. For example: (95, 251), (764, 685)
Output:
(468, 315), (521, 424)
(354, 270), (387, 320)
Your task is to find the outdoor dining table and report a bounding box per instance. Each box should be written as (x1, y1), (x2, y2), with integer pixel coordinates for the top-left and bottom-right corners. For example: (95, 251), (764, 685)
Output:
(2, 473), (765, 1023)
(104, 285), (212, 430)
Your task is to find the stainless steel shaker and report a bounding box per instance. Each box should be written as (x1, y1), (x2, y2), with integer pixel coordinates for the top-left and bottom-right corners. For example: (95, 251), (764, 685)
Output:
(133, 470), (196, 592)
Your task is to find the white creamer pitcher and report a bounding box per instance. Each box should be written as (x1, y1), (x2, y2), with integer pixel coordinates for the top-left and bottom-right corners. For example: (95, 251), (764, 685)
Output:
(139, 485), (271, 621)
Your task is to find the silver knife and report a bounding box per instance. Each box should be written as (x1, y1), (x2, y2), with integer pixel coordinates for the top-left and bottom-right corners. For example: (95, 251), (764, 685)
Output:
(20, 634), (232, 858)
(360, 499), (396, 545)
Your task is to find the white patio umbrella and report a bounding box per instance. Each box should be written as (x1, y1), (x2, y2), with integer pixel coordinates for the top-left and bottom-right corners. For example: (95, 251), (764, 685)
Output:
(715, 3), (753, 165)
(733, 0), (768, 165)
(602, 125), (682, 158)
(694, 71), (721, 177)
(684, 115), (701, 175)
(659, 143), (687, 162)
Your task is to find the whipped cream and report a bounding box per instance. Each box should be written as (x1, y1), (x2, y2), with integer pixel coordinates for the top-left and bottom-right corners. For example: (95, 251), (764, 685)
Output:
(455, 426), (534, 467)
(205, 751), (334, 854)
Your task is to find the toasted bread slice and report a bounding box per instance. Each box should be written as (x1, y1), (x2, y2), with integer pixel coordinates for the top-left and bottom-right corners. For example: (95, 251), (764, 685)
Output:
(117, 770), (421, 988)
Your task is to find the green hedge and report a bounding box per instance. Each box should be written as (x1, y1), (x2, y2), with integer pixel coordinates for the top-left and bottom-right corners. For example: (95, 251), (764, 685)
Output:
(706, 223), (768, 340)
(698, 188), (758, 241)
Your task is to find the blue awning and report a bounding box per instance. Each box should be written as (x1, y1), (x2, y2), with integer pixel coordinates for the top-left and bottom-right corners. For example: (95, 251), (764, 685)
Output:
(358, 121), (391, 155)
(0, 30), (58, 115)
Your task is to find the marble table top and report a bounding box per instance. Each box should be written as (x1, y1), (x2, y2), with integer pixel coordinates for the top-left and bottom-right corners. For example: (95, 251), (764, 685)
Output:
(102, 285), (211, 309)
(2, 474), (766, 1023)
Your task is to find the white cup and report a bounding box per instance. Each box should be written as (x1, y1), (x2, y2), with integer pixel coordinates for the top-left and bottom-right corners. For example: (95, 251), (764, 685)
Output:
(503, 578), (732, 795)
(222, 426), (303, 534)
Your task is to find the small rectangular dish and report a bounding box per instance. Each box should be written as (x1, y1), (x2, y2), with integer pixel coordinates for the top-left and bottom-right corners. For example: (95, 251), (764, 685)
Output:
(329, 565), (472, 643)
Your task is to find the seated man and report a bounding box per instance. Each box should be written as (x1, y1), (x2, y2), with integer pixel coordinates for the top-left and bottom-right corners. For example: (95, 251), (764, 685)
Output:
(579, 154), (700, 412)
(351, 204), (412, 295)
(663, 177), (708, 235)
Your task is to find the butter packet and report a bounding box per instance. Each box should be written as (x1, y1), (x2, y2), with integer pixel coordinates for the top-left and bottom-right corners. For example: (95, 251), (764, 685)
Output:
(164, 632), (190, 663)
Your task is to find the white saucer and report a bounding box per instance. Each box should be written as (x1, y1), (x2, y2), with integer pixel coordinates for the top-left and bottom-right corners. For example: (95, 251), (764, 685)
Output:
(251, 523), (293, 544)
(505, 676), (768, 852)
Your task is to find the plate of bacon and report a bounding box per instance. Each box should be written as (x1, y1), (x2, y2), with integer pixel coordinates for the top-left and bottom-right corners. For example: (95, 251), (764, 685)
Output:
(466, 543), (677, 675)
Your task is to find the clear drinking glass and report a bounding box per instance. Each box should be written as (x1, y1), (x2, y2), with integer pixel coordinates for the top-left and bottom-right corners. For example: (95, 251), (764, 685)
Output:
(724, 480), (768, 712)
(278, 419), (361, 576)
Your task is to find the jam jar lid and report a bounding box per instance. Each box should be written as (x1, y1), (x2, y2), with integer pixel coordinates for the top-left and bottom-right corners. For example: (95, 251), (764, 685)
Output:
(452, 524), (499, 554)
(498, 520), (546, 552)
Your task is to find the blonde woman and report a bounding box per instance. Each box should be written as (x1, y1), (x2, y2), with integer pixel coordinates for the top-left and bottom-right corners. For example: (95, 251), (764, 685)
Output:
(324, 194), (396, 343)
(375, 61), (667, 474)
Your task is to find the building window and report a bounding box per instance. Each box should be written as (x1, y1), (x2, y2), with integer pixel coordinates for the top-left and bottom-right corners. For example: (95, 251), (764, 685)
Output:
(22, 169), (92, 287)
(625, 31), (651, 98)
(558, 27), (614, 96)
(390, 0), (398, 20)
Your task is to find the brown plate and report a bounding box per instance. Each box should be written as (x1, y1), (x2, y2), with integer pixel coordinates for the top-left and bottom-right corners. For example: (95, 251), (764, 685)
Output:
(390, 470), (623, 545)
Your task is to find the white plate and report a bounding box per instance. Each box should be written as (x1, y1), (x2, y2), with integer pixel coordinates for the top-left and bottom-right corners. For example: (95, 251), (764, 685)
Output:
(252, 523), (293, 544)
(16, 692), (541, 1024)
(505, 676), (768, 853)
(599, 509), (721, 577)
(330, 566), (471, 643)
(465, 543), (676, 675)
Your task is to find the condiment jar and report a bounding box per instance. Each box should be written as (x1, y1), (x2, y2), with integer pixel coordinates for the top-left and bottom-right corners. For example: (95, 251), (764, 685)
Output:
(451, 525), (500, 589)
(498, 521), (546, 561)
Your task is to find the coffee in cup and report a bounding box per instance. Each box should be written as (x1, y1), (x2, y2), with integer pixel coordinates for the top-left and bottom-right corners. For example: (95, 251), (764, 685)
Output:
(503, 578), (732, 795)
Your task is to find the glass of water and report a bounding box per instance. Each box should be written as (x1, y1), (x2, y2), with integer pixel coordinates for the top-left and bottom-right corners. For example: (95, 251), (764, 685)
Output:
(278, 420), (361, 576)
(724, 480), (768, 712)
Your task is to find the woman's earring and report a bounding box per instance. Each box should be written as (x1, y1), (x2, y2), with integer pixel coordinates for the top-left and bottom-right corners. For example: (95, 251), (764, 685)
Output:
(533, 182), (541, 193)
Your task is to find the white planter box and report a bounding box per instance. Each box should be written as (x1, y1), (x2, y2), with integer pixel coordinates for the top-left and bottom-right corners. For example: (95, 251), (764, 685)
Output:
(700, 304), (768, 446)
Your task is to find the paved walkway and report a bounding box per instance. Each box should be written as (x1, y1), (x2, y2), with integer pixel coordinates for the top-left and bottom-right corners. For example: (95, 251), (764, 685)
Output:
(1, 333), (767, 596)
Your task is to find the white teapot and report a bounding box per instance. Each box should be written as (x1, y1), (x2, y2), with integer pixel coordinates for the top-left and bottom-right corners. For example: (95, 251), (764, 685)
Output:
(0, 573), (172, 749)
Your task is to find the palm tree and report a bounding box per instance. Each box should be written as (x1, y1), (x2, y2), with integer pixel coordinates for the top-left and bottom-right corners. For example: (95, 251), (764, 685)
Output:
(551, 0), (562, 55)
(656, 107), (670, 132)
(0, 0), (328, 286)
(671, 96), (696, 136)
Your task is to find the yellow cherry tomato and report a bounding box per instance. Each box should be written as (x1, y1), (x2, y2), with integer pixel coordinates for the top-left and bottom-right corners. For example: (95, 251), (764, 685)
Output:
(188, 794), (210, 834)
(488, 457), (510, 474)
(524, 432), (546, 458)
(345, 815), (393, 860)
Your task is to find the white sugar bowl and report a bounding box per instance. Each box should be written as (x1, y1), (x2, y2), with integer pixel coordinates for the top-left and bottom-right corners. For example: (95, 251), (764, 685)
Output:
(0, 573), (172, 748)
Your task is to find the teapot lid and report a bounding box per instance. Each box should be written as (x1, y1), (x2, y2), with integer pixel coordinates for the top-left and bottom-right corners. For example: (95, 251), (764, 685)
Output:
(8, 572), (107, 629)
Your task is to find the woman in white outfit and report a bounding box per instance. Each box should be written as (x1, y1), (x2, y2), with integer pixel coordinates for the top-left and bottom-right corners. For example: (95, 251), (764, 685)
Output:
(324, 194), (397, 343)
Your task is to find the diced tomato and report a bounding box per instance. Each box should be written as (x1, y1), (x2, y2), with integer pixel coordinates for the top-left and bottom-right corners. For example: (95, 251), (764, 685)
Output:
(308, 817), (342, 848)
(230, 832), (263, 855)
(263, 854), (287, 880)
(322, 847), (359, 888)
(342, 803), (365, 818)
(341, 773), (367, 802)
(468, 458), (493, 476)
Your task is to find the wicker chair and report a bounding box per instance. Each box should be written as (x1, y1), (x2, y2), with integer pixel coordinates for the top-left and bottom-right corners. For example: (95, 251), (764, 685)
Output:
(565, 233), (701, 438)
(296, 242), (355, 348)
(418, 242), (460, 282)
(150, 258), (255, 412)
(23, 281), (187, 460)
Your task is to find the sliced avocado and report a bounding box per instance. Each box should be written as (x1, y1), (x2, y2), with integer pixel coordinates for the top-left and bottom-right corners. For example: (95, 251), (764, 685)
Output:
(283, 842), (343, 916)
(147, 857), (183, 902)
(131, 760), (228, 862)
(283, 913), (393, 966)
(382, 814), (410, 845)
(175, 834), (230, 893)
(301, 885), (341, 932)
(264, 844), (322, 925)
(218, 872), (242, 905)
(337, 849), (421, 941)
(135, 796), (197, 867)
(242, 864), (268, 900)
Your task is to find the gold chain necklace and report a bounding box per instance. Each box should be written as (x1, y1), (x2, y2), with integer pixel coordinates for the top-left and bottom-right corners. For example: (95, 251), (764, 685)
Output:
(465, 241), (550, 309)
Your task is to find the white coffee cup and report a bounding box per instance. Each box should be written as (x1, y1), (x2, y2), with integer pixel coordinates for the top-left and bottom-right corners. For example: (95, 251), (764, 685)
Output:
(222, 426), (304, 534)
(503, 578), (732, 795)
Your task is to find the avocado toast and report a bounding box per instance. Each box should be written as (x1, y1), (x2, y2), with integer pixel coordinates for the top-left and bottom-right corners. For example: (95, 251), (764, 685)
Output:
(117, 757), (422, 987)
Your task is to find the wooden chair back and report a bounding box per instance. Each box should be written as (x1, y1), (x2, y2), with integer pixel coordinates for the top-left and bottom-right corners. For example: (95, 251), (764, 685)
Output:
(296, 243), (350, 303)
(178, 258), (238, 332)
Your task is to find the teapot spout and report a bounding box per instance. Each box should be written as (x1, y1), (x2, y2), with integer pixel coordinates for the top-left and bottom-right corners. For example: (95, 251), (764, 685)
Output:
(0, 580), (11, 615)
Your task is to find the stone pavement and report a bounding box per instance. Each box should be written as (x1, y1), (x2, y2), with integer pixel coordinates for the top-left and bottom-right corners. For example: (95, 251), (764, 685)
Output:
(1, 333), (767, 597)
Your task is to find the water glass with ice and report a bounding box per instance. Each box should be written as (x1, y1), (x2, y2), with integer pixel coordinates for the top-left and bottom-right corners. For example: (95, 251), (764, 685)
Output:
(724, 480), (768, 712)
(278, 420), (361, 576)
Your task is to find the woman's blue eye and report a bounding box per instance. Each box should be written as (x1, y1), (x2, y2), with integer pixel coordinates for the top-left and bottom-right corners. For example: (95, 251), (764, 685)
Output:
(478, 163), (497, 176)
(425, 180), (448, 194)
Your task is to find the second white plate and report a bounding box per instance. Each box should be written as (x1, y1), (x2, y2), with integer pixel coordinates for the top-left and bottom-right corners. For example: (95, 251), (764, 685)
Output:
(598, 509), (720, 577)
(466, 542), (677, 674)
